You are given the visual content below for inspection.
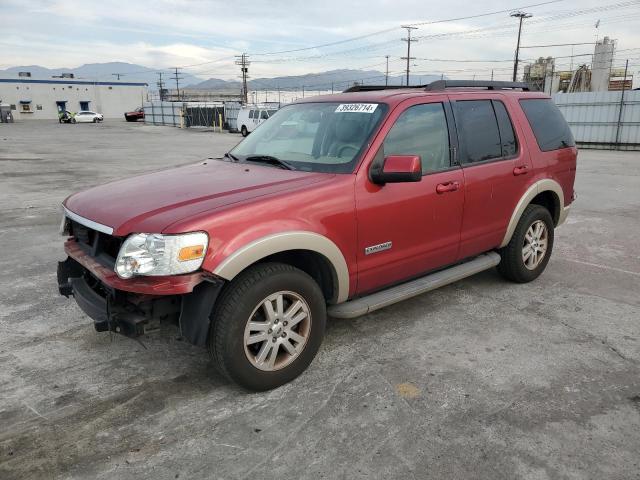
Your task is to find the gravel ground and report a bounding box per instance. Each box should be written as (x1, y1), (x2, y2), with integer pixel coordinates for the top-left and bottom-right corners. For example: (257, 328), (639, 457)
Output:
(1, 120), (639, 480)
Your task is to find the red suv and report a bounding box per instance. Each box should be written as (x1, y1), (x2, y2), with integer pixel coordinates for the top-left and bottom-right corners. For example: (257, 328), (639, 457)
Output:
(58, 81), (577, 390)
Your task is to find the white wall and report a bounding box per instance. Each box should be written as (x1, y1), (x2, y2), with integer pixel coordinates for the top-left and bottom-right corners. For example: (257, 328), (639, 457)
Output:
(0, 79), (148, 120)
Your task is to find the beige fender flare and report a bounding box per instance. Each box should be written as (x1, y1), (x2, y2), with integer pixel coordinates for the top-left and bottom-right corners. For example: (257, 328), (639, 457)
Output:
(500, 179), (567, 248)
(212, 231), (350, 303)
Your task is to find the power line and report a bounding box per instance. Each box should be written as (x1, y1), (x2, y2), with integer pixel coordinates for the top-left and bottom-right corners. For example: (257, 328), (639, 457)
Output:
(406, 0), (563, 26)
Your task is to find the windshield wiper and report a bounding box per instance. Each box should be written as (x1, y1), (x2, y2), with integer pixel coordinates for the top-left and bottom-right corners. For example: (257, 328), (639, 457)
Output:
(224, 152), (240, 162)
(244, 155), (295, 170)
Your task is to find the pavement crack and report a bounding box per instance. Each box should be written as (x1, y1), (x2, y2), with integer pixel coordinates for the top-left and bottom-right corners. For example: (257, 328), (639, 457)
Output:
(558, 319), (638, 365)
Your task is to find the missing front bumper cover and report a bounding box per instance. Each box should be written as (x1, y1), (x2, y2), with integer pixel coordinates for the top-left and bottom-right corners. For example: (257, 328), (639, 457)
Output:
(57, 257), (224, 345)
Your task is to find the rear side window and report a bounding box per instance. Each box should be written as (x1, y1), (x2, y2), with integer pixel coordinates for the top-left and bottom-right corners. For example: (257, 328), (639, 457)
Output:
(519, 98), (575, 151)
(454, 100), (502, 164)
(493, 101), (518, 157)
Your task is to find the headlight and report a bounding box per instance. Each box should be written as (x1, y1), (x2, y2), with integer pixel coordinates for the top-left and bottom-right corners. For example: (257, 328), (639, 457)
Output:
(115, 232), (208, 279)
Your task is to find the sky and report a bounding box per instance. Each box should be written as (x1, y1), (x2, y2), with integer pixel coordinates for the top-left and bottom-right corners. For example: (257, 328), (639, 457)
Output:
(2, 0), (640, 82)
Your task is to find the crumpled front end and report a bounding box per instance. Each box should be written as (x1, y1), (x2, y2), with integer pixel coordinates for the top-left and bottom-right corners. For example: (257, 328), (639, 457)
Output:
(58, 216), (225, 346)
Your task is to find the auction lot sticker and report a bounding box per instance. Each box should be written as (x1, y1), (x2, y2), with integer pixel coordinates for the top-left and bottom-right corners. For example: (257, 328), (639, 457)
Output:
(335, 103), (378, 113)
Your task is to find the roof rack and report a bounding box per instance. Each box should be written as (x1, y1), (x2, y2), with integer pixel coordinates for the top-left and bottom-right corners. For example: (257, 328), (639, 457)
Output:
(424, 80), (529, 91)
(343, 84), (427, 93)
(342, 80), (529, 93)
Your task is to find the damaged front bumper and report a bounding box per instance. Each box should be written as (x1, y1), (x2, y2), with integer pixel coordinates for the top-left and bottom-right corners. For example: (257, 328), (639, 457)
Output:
(57, 256), (224, 346)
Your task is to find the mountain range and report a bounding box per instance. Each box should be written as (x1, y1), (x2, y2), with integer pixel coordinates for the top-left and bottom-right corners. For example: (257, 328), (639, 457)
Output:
(0, 62), (442, 92)
(189, 69), (442, 91)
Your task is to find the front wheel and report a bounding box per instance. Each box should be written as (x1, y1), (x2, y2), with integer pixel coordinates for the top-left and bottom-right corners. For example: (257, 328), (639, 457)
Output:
(209, 263), (326, 391)
(240, 125), (248, 137)
(71, 118), (76, 124)
(497, 204), (554, 283)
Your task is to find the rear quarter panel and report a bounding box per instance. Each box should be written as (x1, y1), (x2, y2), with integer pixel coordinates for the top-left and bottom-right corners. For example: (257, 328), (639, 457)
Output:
(515, 95), (577, 206)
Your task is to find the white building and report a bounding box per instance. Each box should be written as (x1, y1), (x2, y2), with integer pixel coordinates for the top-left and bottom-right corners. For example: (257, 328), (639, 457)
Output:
(0, 76), (148, 120)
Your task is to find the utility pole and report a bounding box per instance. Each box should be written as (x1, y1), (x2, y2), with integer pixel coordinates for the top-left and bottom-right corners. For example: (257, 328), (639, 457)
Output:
(614, 59), (629, 149)
(235, 53), (250, 104)
(157, 72), (165, 101)
(385, 55), (390, 86)
(302, 85), (305, 98)
(112, 73), (124, 81)
(172, 67), (184, 101)
(510, 11), (532, 82)
(401, 26), (418, 86)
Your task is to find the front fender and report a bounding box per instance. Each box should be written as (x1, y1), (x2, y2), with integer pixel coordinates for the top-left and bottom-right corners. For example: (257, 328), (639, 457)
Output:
(210, 231), (350, 303)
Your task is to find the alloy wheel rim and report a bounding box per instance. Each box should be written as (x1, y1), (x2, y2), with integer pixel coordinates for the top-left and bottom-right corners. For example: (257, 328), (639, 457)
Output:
(522, 220), (548, 270)
(243, 291), (312, 371)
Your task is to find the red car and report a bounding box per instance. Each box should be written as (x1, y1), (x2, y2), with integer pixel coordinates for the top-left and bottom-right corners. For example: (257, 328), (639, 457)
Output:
(124, 107), (144, 122)
(58, 81), (577, 390)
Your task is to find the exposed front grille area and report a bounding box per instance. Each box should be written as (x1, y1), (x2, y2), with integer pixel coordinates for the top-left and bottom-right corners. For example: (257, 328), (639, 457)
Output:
(69, 220), (123, 268)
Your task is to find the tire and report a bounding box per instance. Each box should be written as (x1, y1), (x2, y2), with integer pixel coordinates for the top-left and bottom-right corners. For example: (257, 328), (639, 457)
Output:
(241, 125), (248, 137)
(71, 118), (76, 124)
(497, 204), (554, 283)
(93, 118), (98, 123)
(209, 262), (326, 391)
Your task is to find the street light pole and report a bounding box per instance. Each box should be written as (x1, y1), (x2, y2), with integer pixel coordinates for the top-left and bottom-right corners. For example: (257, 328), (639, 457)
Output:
(511, 11), (532, 82)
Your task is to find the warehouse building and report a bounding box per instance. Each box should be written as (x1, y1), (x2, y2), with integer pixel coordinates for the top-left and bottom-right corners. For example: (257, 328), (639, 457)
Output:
(0, 74), (147, 120)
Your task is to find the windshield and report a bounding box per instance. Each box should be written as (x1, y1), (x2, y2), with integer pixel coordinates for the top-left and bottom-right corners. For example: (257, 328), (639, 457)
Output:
(230, 102), (387, 173)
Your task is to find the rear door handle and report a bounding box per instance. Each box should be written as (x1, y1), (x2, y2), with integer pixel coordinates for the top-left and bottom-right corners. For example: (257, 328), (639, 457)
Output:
(513, 165), (529, 176)
(436, 181), (460, 194)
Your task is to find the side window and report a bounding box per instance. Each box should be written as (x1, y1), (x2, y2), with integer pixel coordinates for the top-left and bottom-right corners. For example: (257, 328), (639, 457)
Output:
(260, 110), (269, 120)
(492, 100), (518, 157)
(249, 110), (255, 119)
(519, 98), (575, 151)
(454, 100), (502, 164)
(383, 103), (450, 174)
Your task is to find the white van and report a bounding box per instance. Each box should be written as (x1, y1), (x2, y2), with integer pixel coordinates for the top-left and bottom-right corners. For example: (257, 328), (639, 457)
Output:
(236, 106), (278, 136)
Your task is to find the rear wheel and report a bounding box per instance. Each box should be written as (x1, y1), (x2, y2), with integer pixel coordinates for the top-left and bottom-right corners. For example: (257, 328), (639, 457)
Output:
(241, 125), (248, 137)
(497, 204), (554, 283)
(208, 262), (326, 391)
(71, 118), (76, 124)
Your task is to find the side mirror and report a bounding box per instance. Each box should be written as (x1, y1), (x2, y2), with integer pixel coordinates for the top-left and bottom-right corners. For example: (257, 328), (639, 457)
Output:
(370, 155), (422, 184)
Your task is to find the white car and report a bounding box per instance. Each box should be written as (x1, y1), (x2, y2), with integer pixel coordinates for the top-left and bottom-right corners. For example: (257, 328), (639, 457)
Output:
(72, 111), (104, 123)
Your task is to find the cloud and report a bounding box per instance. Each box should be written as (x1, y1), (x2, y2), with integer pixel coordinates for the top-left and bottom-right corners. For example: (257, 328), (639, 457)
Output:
(2, 0), (640, 81)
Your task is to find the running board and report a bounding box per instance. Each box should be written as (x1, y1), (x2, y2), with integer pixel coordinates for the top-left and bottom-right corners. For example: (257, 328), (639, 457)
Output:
(328, 252), (501, 319)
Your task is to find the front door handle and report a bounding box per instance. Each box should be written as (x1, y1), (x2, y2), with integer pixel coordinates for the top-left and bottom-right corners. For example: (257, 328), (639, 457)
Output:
(436, 181), (460, 194)
(513, 165), (529, 176)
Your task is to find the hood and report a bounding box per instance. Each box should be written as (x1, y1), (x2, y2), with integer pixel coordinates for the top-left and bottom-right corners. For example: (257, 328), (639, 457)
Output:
(64, 160), (329, 236)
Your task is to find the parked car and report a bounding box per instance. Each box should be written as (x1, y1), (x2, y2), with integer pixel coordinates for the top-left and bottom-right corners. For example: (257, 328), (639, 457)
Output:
(124, 107), (145, 122)
(72, 111), (103, 123)
(58, 110), (75, 123)
(58, 81), (577, 391)
(236, 106), (278, 136)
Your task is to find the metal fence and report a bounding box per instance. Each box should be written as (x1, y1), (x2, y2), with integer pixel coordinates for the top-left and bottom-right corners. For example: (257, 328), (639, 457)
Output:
(143, 101), (183, 127)
(143, 101), (242, 130)
(553, 90), (640, 150)
(184, 104), (225, 128)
